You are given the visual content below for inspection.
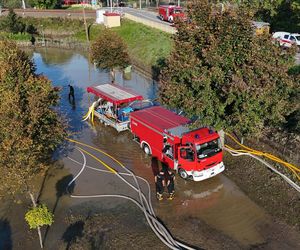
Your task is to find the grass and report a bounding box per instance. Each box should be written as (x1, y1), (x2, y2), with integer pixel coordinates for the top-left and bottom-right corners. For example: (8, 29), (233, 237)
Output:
(23, 17), (90, 34)
(113, 20), (173, 67)
(0, 32), (31, 41)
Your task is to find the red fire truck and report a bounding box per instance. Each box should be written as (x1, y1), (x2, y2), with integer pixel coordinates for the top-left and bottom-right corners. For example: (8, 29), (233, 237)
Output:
(130, 106), (225, 181)
(158, 5), (185, 23)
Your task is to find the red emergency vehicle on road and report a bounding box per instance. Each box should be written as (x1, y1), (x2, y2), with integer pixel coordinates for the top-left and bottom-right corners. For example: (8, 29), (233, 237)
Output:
(158, 5), (185, 23)
(130, 106), (225, 181)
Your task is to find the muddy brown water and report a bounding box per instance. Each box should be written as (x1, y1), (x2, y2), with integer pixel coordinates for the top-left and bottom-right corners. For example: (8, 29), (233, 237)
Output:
(1, 48), (299, 250)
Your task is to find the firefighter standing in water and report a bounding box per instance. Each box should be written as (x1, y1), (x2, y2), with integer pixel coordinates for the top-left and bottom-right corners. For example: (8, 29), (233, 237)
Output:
(155, 169), (165, 201)
(166, 169), (175, 200)
(68, 84), (75, 101)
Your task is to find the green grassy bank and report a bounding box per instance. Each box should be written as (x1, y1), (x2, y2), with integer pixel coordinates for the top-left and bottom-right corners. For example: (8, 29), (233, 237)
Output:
(8, 17), (173, 71)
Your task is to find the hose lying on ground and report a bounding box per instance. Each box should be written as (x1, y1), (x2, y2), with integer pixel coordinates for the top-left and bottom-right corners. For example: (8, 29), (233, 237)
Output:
(66, 143), (196, 250)
(224, 147), (300, 193)
(225, 133), (300, 181)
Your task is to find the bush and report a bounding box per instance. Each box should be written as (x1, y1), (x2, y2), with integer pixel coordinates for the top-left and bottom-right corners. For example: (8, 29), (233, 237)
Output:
(25, 204), (54, 229)
(90, 29), (130, 70)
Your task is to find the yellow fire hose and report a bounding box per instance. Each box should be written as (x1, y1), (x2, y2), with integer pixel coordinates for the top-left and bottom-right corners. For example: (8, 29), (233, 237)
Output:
(82, 102), (96, 125)
(225, 132), (300, 181)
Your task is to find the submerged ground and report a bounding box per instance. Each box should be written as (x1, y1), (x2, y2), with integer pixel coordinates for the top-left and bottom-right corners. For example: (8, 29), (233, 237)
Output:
(0, 48), (299, 250)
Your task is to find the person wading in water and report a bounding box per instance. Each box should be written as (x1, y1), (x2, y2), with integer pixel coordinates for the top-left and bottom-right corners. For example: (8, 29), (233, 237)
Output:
(68, 84), (75, 101)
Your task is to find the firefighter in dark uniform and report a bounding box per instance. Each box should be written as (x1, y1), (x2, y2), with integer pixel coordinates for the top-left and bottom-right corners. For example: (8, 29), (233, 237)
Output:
(68, 84), (75, 101)
(155, 169), (165, 201)
(166, 169), (175, 200)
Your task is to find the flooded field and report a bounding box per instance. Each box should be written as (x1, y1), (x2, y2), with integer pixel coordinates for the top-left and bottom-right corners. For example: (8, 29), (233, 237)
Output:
(1, 48), (299, 250)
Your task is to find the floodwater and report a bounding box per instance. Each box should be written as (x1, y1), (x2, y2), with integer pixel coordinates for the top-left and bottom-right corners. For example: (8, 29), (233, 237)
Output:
(3, 47), (299, 249)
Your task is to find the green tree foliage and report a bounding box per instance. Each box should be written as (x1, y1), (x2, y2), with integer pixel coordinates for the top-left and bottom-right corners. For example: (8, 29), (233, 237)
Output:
(26, 24), (38, 35)
(90, 29), (130, 71)
(270, 0), (300, 33)
(25, 204), (54, 229)
(28, 0), (60, 9)
(229, 0), (300, 32)
(159, 0), (297, 136)
(286, 65), (300, 133)
(0, 40), (65, 194)
(0, 0), (22, 8)
(0, 9), (25, 34)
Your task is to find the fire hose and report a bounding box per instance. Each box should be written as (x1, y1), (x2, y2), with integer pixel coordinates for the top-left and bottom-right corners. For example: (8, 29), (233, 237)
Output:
(66, 139), (196, 250)
(224, 133), (300, 193)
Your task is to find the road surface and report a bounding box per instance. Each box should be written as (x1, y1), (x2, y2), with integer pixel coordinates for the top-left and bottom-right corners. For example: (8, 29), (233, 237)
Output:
(10, 7), (171, 27)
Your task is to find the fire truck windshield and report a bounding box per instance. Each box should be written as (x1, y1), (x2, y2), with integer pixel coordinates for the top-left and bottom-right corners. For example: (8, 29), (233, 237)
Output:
(173, 9), (182, 14)
(196, 138), (221, 159)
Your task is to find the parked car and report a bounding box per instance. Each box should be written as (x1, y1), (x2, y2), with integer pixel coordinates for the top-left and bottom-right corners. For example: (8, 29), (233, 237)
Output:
(272, 32), (300, 49)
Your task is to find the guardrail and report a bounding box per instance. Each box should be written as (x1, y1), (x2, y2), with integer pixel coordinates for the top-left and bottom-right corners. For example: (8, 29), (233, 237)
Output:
(124, 13), (176, 34)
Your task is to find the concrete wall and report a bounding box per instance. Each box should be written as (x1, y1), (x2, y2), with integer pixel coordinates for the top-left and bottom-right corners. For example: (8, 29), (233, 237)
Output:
(124, 13), (176, 34)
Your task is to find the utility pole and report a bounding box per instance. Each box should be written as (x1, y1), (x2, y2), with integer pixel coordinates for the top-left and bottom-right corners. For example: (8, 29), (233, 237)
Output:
(22, 0), (26, 9)
(140, 0), (142, 9)
(83, 7), (89, 43)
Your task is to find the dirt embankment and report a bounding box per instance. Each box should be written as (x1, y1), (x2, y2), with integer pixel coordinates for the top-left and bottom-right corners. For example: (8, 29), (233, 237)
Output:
(60, 204), (242, 250)
(224, 133), (300, 231)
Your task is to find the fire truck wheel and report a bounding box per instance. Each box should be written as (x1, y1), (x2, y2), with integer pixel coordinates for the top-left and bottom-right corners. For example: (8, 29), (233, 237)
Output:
(178, 168), (188, 179)
(143, 144), (151, 155)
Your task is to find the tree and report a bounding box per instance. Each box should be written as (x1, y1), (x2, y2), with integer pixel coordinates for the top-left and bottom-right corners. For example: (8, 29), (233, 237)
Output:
(25, 203), (54, 248)
(90, 29), (130, 81)
(227, 0), (300, 32)
(0, 40), (65, 192)
(0, 0), (22, 8)
(159, 0), (297, 136)
(28, 0), (60, 9)
(0, 8), (25, 34)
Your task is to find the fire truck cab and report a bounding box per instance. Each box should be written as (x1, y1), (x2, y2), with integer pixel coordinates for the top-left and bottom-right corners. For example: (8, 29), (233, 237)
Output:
(158, 5), (185, 23)
(130, 106), (225, 181)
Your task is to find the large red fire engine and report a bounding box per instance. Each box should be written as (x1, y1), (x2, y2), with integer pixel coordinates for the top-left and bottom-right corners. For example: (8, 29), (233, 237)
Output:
(130, 106), (225, 181)
(158, 5), (185, 23)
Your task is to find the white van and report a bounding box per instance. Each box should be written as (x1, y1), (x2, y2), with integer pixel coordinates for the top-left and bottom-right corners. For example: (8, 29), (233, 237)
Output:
(272, 32), (300, 48)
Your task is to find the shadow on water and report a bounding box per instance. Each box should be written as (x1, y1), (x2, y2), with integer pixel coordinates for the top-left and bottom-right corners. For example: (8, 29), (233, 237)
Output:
(54, 174), (75, 214)
(0, 218), (12, 250)
(151, 57), (167, 81)
(62, 220), (85, 250)
(43, 174), (75, 245)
